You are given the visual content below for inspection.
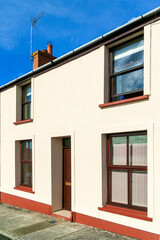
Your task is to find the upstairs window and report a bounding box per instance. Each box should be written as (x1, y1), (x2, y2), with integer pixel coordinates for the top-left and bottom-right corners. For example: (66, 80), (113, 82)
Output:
(20, 140), (32, 187)
(22, 84), (31, 120)
(110, 36), (144, 102)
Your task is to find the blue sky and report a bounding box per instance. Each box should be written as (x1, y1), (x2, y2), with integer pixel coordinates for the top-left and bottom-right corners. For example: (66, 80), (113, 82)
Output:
(0, 0), (160, 86)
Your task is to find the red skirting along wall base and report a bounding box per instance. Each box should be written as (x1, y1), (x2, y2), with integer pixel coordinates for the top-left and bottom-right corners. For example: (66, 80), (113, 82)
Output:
(0, 192), (159, 240)
(72, 212), (160, 240)
(1, 192), (52, 215)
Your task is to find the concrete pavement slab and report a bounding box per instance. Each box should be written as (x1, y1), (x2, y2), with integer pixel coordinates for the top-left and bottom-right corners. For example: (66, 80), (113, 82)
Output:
(20, 222), (88, 240)
(0, 203), (137, 240)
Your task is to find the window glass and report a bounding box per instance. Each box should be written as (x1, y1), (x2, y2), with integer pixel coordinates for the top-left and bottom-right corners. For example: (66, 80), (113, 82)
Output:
(22, 84), (31, 103)
(22, 141), (28, 161)
(29, 164), (32, 186)
(63, 138), (71, 147)
(113, 37), (144, 73)
(110, 36), (144, 102)
(130, 171), (147, 207)
(29, 141), (32, 161)
(129, 135), (147, 166)
(22, 83), (31, 120)
(110, 137), (127, 165)
(112, 68), (143, 96)
(21, 163), (29, 185)
(111, 170), (128, 204)
(22, 102), (31, 120)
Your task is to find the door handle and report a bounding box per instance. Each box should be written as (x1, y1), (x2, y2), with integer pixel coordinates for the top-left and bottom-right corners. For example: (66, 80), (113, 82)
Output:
(65, 182), (71, 186)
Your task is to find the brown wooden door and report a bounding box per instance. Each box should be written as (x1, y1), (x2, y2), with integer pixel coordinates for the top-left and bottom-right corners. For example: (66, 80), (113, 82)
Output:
(63, 148), (71, 210)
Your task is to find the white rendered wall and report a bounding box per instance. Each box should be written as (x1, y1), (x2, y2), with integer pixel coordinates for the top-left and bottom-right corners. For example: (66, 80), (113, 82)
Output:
(1, 20), (160, 235)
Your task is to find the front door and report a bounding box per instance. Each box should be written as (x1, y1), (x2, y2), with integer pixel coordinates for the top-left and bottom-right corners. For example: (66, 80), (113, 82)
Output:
(63, 138), (71, 210)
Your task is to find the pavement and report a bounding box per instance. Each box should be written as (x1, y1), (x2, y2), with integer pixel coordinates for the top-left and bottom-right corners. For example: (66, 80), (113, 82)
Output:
(0, 203), (137, 240)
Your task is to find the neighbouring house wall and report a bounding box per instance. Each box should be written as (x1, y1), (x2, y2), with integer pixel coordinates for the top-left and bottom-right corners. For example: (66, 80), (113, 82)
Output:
(1, 20), (160, 235)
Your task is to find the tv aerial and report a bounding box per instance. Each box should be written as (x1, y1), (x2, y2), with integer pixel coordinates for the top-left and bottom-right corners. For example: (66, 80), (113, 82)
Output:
(30, 11), (45, 61)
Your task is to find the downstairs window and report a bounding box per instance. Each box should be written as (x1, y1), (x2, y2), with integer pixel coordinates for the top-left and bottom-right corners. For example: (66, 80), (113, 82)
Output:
(20, 140), (32, 187)
(107, 131), (147, 211)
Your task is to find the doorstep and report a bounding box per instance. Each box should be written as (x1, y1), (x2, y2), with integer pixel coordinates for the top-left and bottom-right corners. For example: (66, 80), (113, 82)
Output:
(51, 210), (72, 221)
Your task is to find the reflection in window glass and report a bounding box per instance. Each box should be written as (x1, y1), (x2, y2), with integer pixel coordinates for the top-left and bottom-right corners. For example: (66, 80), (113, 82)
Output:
(22, 83), (31, 120)
(113, 37), (144, 73)
(23, 85), (31, 103)
(113, 69), (143, 95)
(110, 37), (144, 102)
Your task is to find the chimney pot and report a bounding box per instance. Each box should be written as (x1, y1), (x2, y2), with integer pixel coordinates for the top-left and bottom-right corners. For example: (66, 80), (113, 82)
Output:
(47, 44), (52, 55)
(41, 49), (47, 53)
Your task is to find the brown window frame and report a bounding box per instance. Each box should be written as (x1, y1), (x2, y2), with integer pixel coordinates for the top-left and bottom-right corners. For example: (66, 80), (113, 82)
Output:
(109, 36), (144, 102)
(107, 131), (147, 212)
(20, 140), (32, 188)
(22, 83), (31, 120)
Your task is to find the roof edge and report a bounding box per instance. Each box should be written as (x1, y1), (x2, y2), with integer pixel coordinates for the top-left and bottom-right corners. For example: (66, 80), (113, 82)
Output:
(1, 6), (160, 91)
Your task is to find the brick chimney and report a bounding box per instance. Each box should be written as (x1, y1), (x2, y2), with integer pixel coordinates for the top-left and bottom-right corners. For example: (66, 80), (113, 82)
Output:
(32, 44), (56, 70)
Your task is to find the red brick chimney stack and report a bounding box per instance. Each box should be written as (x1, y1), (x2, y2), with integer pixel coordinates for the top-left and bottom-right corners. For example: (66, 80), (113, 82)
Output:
(32, 44), (56, 70)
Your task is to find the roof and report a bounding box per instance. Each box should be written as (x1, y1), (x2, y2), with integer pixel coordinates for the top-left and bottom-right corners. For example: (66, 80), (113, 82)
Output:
(1, 6), (160, 91)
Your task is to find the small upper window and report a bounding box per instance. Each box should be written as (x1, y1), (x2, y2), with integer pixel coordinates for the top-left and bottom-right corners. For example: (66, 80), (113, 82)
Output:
(22, 84), (31, 120)
(110, 36), (144, 102)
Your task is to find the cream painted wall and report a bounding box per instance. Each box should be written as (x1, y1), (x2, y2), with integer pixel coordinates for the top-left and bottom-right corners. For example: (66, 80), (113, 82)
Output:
(0, 92), (1, 190)
(1, 20), (160, 234)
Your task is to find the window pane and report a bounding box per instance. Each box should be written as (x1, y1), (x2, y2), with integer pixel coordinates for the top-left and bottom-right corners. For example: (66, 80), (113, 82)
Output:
(22, 103), (31, 120)
(110, 137), (127, 165)
(113, 68), (143, 96)
(130, 171), (147, 207)
(29, 141), (32, 161)
(111, 170), (128, 204)
(63, 138), (71, 147)
(22, 84), (31, 103)
(22, 141), (28, 160)
(129, 135), (147, 166)
(21, 163), (29, 185)
(113, 37), (144, 73)
(29, 164), (32, 187)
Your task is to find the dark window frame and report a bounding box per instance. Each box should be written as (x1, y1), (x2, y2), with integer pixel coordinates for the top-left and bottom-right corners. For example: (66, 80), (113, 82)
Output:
(20, 140), (32, 188)
(109, 36), (144, 102)
(22, 83), (31, 120)
(107, 131), (147, 212)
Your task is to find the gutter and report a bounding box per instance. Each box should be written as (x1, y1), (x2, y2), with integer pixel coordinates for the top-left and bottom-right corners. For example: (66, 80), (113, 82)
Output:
(1, 6), (160, 91)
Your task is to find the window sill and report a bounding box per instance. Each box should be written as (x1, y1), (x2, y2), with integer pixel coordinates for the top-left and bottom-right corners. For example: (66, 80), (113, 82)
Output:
(98, 205), (152, 222)
(99, 95), (149, 108)
(13, 119), (33, 125)
(14, 186), (35, 194)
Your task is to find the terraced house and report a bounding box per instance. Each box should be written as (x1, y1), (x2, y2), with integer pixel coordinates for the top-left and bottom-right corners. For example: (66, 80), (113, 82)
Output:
(1, 7), (160, 240)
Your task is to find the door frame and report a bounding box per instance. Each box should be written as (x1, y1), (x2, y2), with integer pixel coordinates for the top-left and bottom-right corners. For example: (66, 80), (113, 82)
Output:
(51, 135), (73, 213)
